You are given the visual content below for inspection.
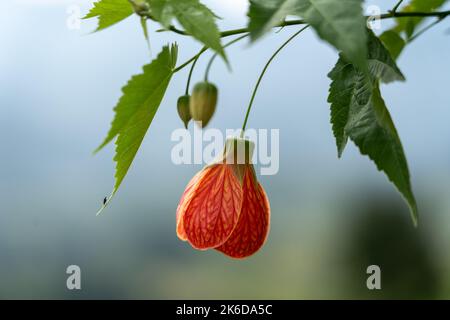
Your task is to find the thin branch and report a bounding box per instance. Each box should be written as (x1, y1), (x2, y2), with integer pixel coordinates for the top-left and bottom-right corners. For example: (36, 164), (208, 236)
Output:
(205, 34), (249, 82)
(391, 0), (404, 13)
(380, 10), (450, 19)
(168, 25), (189, 36)
(185, 54), (200, 94)
(408, 16), (447, 43)
(170, 9), (450, 73)
(148, 10), (450, 38)
(173, 47), (208, 73)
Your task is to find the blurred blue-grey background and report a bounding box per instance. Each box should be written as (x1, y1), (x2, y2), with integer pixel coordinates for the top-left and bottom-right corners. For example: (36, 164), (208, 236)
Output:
(1, 0), (450, 299)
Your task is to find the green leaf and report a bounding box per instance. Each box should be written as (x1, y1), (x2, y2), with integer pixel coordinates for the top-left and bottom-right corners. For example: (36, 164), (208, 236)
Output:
(248, 0), (367, 70)
(96, 44), (178, 212)
(327, 58), (362, 156)
(351, 83), (417, 226)
(328, 31), (405, 155)
(328, 33), (417, 225)
(296, 0), (368, 70)
(147, 0), (175, 27)
(248, 0), (300, 40)
(148, 0), (226, 60)
(366, 31), (405, 84)
(379, 30), (406, 61)
(84, 0), (134, 31)
(394, 0), (448, 39)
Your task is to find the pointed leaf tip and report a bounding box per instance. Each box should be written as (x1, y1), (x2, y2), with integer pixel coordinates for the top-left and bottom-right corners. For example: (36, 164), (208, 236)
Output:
(97, 45), (178, 206)
(84, 0), (134, 32)
(328, 32), (417, 225)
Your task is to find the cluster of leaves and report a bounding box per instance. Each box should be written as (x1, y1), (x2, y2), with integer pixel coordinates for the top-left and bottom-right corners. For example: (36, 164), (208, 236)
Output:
(380, 0), (449, 59)
(86, 0), (449, 223)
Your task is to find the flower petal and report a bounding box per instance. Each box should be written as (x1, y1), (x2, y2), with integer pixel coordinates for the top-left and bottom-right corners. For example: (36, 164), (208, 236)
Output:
(216, 167), (270, 258)
(182, 164), (243, 249)
(176, 170), (204, 241)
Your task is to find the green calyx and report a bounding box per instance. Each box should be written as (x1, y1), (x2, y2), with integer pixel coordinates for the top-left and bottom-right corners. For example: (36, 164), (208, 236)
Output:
(220, 137), (256, 184)
(128, 0), (150, 16)
(190, 82), (218, 128)
(177, 95), (191, 129)
(222, 137), (255, 165)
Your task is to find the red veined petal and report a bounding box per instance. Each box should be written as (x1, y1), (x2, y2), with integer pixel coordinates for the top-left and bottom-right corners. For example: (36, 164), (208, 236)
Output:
(182, 164), (243, 249)
(216, 167), (270, 259)
(176, 170), (204, 241)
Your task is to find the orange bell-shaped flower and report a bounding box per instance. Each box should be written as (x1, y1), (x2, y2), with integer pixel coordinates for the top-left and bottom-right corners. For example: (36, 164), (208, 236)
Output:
(176, 137), (270, 258)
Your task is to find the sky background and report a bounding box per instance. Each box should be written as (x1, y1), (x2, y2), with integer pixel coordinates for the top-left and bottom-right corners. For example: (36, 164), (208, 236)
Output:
(1, 0), (450, 299)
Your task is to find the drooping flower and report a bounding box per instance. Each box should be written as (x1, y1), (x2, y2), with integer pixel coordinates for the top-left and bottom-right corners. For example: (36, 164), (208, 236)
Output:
(176, 137), (270, 258)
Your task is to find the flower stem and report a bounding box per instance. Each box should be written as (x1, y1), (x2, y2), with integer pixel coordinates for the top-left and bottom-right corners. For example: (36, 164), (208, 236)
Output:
(241, 26), (309, 134)
(185, 54), (200, 95)
(204, 34), (249, 82)
(408, 16), (446, 43)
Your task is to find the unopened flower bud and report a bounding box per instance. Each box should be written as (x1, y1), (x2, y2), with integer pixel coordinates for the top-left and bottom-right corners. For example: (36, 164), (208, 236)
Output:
(129, 0), (150, 16)
(190, 82), (218, 128)
(177, 95), (191, 129)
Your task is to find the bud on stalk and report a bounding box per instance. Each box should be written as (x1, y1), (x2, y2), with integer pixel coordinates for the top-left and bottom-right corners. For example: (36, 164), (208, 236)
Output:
(190, 82), (218, 128)
(128, 0), (150, 16)
(177, 95), (191, 129)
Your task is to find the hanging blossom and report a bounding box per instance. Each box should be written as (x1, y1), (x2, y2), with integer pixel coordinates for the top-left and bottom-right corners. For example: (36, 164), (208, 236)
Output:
(176, 137), (270, 258)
